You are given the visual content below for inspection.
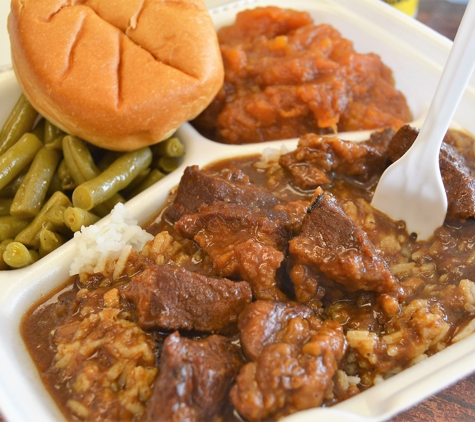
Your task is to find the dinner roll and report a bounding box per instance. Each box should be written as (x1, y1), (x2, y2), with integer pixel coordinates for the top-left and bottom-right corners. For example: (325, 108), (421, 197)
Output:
(8, 0), (223, 151)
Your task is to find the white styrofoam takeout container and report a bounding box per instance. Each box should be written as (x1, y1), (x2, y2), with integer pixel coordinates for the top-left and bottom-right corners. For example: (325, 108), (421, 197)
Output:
(0, 1), (10, 68)
(1, 0), (475, 421)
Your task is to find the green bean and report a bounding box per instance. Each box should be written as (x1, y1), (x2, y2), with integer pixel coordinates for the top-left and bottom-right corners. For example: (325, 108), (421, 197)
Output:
(57, 159), (76, 190)
(39, 228), (65, 257)
(72, 147), (152, 210)
(129, 168), (166, 198)
(102, 193), (125, 210)
(44, 120), (64, 144)
(0, 168), (28, 198)
(0, 215), (31, 241)
(0, 94), (39, 155)
(120, 168), (150, 198)
(64, 207), (100, 232)
(3, 241), (39, 268)
(0, 133), (43, 190)
(90, 191), (126, 218)
(0, 239), (11, 247)
(46, 171), (63, 197)
(0, 239), (13, 270)
(45, 135), (64, 151)
(31, 118), (45, 141)
(46, 205), (66, 226)
(10, 147), (62, 218)
(63, 136), (125, 212)
(0, 198), (12, 216)
(62, 136), (100, 184)
(156, 156), (179, 174)
(15, 191), (72, 248)
(45, 205), (70, 236)
(0, 256), (7, 270)
(91, 203), (115, 218)
(152, 137), (185, 158)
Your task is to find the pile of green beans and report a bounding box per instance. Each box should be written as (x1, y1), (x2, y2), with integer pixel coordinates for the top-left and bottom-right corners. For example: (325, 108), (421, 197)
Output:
(0, 94), (185, 270)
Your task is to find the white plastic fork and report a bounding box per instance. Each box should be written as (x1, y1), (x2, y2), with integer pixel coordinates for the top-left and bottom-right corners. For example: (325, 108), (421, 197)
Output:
(371, 0), (475, 240)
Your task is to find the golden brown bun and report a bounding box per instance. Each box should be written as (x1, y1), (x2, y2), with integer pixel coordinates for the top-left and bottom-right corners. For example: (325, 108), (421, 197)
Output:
(8, 0), (223, 151)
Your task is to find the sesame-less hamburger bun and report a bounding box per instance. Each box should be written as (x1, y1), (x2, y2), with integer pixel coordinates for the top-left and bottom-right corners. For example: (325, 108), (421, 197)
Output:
(8, 0), (223, 151)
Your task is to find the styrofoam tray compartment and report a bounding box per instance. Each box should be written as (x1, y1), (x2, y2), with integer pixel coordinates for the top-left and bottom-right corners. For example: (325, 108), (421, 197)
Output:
(1, 0), (475, 421)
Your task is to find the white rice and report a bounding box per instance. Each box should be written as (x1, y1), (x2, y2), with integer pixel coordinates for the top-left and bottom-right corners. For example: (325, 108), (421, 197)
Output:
(69, 203), (153, 276)
(254, 145), (290, 168)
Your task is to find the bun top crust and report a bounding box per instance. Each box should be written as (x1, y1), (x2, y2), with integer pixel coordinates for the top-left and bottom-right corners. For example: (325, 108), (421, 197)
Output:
(8, 0), (223, 151)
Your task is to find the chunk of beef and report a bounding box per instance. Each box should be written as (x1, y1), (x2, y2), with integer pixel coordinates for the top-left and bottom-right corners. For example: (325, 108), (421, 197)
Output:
(387, 125), (475, 220)
(274, 200), (310, 235)
(288, 261), (326, 304)
(237, 300), (316, 361)
(289, 188), (404, 299)
(279, 129), (394, 190)
(124, 263), (252, 334)
(142, 332), (244, 422)
(440, 145), (475, 219)
(175, 202), (289, 301)
(165, 165), (281, 222)
(230, 300), (346, 421)
(386, 124), (419, 162)
(175, 202), (289, 252)
(232, 240), (287, 301)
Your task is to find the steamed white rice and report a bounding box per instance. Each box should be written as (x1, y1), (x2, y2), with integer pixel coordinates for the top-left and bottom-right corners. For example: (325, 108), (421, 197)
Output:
(254, 145), (290, 169)
(69, 203), (153, 276)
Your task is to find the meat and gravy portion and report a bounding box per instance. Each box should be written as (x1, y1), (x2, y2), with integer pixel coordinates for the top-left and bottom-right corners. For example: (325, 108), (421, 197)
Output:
(22, 126), (475, 421)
